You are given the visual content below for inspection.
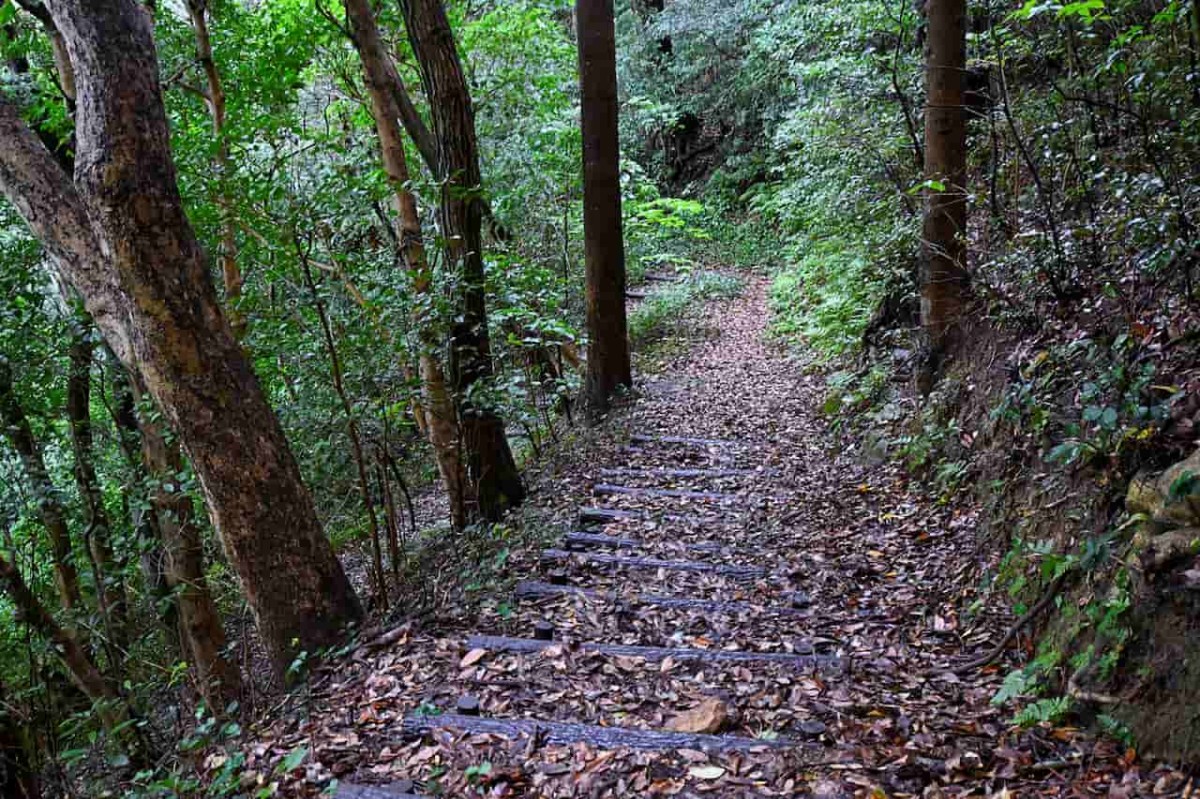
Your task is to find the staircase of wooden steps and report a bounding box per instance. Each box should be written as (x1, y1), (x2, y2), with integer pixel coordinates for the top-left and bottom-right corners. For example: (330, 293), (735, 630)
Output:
(339, 431), (828, 797)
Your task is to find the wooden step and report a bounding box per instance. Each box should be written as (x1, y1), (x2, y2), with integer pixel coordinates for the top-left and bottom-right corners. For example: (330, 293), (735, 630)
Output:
(338, 784), (421, 799)
(594, 484), (743, 503)
(599, 467), (767, 480)
(578, 506), (716, 527)
(626, 289), (650, 300)
(630, 433), (746, 448)
(402, 712), (792, 752)
(643, 272), (683, 283)
(466, 634), (838, 668)
(513, 580), (806, 615)
(562, 531), (723, 554)
(541, 549), (765, 578)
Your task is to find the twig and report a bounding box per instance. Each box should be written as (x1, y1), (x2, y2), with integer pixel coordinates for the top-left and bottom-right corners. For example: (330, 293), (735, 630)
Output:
(951, 568), (1073, 675)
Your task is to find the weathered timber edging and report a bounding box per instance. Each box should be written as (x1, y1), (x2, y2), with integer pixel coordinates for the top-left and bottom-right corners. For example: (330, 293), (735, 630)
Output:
(401, 713), (794, 752)
(541, 549), (765, 577)
(577, 506), (723, 527)
(593, 483), (744, 503)
(599, 466), (769, 479)
(337, 784), (421, 799)
(562, 531), (723, 554)
(466, 634), (838, 668)
(513, 580), (806, 615)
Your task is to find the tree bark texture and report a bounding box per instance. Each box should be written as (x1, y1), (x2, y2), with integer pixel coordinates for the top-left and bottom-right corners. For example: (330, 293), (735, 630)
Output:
(0, 357), (83, 613)
(577, 0), (632, 415)
(399, 0), (525, 522)
(0, 0), (360, 673)
(920, 0), (969, 379)
(345, 0), (467, 531)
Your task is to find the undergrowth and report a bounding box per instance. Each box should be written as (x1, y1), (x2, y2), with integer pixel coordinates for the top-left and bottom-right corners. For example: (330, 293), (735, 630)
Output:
(628, 271), (743, 346)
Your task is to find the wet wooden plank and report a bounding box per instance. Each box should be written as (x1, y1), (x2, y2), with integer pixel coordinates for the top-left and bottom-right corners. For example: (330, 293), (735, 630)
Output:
(577, 506), (718, 527)
(593, 483), (744, 503)
(466, 634), (838, 668)
(540, 549), (765, 577)
(599, 467), (769, 480)
(513, 580), (807, 615)
(562, 531), (723, 554)
(337, 783), (421, 799)
(401, 713), (793, 752)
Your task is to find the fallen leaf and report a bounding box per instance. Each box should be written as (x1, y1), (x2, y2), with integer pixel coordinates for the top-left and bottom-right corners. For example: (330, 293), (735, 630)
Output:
(459, 648), (487, 668)
(668, 697), (730, 734)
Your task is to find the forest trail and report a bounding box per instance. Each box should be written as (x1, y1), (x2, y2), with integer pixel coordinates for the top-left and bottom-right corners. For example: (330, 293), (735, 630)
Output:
(278, 279), (1152, 797)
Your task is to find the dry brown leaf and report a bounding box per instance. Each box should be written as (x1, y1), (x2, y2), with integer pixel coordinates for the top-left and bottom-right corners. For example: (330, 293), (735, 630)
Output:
(459, 648), (488, 668)
(667, 697), (730, 734)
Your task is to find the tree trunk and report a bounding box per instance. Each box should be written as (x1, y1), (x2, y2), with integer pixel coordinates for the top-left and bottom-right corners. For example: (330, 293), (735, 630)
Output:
(0, 357), (83, 613)
(66, 323), (129, 649)
(0, 681), (38, 799)
(0, 0), (361, 674)
(918, 0), (969, 390)
(297, 242), (388, 608)
(577, 0), (632, 416)
(132, 379), (241, 708)
(110, 364), (181, 652)
(0, 547), (124, 735)
(344, 0), (467, 531)
(399, 0), (525, 522)
(184, 0), (245, 338)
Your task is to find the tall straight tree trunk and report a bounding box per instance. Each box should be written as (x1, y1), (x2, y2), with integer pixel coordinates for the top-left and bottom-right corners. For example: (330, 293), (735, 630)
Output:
(0, 0), (361, 674)
(577, 0), (632, 416)
(344, 0), (467, 530)
(184, 0), (245, 338)
(66, 322), (129, 648)
(399, 0), (525, 522)
(919, 0), (969, 390)
(0, 357), (82, 613)
(132, 378), (241, 708)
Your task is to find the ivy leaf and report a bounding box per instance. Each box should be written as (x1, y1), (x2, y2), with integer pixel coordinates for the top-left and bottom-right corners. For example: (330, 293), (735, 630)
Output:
(275, 746), (308, 775)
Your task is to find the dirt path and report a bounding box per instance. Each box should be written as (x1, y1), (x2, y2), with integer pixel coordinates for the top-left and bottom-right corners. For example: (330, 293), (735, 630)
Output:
(253, 278), (1178, 797)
